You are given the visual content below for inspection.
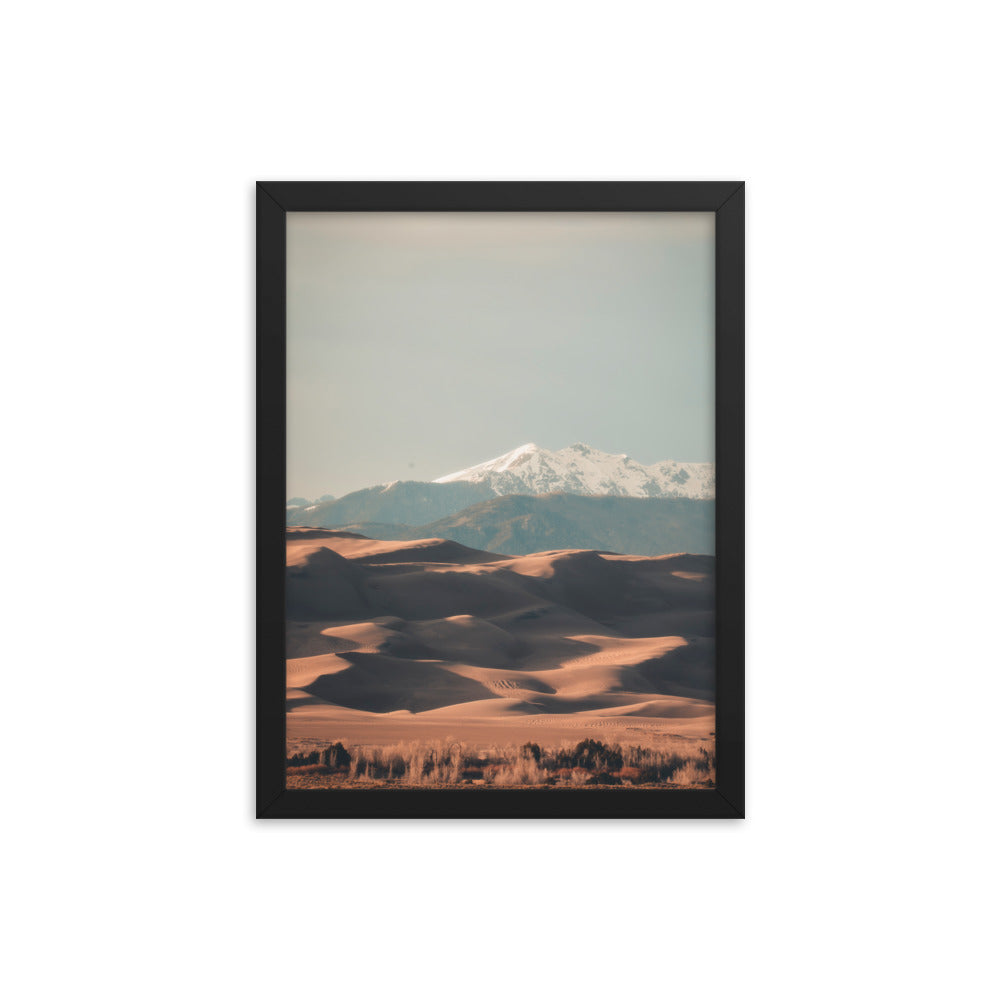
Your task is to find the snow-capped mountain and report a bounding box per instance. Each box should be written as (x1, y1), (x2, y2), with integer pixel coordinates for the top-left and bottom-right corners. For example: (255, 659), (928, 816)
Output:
(433, 442), (714, 500)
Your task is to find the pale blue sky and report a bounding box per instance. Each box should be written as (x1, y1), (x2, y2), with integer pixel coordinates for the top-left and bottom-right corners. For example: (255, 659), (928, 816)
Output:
(287, 212), (714, 499)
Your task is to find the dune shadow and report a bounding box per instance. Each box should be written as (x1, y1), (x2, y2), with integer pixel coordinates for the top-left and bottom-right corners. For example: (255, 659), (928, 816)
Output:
(304, 652), (500, 714)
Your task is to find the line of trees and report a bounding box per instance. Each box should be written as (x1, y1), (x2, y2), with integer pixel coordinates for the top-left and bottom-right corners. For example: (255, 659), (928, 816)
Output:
(286, 739), (716, 786)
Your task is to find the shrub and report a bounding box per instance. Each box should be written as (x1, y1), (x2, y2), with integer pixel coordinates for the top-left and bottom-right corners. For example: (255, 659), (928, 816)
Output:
(321, 742), (352, 768)
(584, 772), (622, 786)
(489, 755), (545, 786)
(565, 739), (623, 772)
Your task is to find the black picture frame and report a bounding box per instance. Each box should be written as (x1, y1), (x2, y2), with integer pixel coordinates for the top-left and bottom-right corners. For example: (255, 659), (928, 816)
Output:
(257, 182), (744, 819)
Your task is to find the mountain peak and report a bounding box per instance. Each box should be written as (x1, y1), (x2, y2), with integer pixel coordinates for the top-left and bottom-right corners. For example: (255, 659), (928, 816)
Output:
(434, 443), (540, 484)
(433, 442), (714, 500)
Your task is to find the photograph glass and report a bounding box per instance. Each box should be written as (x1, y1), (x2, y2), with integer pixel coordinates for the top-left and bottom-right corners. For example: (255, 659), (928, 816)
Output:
(284, 211), (717, 791)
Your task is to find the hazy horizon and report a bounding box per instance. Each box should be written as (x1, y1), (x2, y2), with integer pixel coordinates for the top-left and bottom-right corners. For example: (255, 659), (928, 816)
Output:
(287, 211), (714, 499)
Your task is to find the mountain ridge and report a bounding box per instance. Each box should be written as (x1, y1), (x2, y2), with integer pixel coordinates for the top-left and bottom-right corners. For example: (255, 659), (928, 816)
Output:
(303, 493), (714, 557)
(286, 442), (716, 555)
(288, 442), (716, 510)
(433, 442), (714, 500)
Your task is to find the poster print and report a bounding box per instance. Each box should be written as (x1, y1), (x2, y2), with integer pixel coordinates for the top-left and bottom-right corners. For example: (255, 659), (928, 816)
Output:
(282, 208), (720, 794)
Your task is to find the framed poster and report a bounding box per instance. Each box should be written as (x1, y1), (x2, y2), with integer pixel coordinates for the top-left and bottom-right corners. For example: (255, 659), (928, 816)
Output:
(257, 182), (744, 818)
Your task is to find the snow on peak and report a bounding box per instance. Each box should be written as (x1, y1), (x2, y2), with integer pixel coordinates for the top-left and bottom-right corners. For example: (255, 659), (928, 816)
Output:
(433, 442), (714, 500)
(434, 443), (541, 483)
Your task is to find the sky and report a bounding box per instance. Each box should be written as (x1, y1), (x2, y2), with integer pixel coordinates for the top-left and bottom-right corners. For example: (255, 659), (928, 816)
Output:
(287, 212), (714, 500)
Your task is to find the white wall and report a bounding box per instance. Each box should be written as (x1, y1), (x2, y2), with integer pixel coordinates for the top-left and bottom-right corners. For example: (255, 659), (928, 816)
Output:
(4, 3), (997, 998)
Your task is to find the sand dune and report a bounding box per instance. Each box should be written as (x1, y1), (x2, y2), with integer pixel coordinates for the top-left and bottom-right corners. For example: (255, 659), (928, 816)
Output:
(289, 529), (508, 566)
(286, 528), (715, 750)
